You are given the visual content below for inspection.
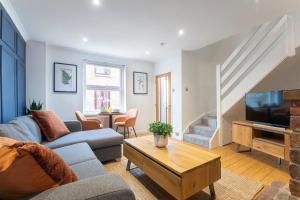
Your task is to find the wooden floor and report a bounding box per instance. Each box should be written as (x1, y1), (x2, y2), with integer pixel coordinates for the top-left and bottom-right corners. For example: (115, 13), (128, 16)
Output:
(209, 144), (290, 186)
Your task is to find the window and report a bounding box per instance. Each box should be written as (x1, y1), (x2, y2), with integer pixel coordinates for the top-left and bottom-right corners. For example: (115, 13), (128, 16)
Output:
(84, 63), (124, 113)
(95, 66), (111, 77)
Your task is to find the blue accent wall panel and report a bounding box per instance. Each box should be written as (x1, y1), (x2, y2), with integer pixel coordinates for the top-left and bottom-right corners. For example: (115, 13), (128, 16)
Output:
(17, 62), (26, 116)
(1, 49), (16, 123)
(1, 11), (16, 51)
(0, 3), (26, 123)
(0, 49), (2, 124)
(17, 34), (25, 60)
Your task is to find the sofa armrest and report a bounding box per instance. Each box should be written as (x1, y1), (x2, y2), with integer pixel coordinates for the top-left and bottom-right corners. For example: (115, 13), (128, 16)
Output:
(64, 121), (82, 132)
(31, 174), (135, 200)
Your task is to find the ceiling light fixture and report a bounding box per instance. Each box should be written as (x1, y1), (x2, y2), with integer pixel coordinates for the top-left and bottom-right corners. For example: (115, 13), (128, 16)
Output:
(92, 0), (101, 7)
(82, 37), (88, 42)
(178, 29), (185, 36)
(145, 51), (150, 55)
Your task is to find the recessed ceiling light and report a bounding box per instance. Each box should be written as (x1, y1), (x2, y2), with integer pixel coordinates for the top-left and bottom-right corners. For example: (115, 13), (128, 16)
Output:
(178, 29), (185, 36)
(82, 37), (88, 42)
(145, 51), (150, 55)
(92, 0), (101, 6)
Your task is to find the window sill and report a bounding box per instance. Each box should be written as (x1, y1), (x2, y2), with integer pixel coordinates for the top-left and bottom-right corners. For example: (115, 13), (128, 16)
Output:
(83, 111), (100, 117)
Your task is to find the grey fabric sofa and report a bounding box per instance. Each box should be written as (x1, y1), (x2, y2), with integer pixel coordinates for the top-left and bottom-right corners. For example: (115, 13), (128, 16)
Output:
(0, 115), (135, 200)
(12, 115), (123, 162)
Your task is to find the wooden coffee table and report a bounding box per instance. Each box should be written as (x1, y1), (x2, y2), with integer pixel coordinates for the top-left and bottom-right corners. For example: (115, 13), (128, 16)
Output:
(123, 136), (221, 200)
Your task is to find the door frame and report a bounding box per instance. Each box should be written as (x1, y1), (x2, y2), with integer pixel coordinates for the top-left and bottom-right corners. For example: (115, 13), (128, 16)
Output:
(155, 72), (172, 123)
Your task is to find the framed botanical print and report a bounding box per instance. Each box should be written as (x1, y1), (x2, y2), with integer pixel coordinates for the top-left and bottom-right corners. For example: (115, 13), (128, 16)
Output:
(133, 72), (148, 94)
(53, 62), (77, 93)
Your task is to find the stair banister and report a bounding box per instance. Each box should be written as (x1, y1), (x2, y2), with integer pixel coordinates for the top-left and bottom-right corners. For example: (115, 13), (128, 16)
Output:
(216, 15), (296, 146)
(221, 16), (288, 98)
(216, 64), (222, 146)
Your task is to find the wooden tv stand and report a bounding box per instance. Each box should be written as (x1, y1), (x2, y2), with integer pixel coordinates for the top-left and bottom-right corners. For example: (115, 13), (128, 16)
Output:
(232, 121), (291, 162)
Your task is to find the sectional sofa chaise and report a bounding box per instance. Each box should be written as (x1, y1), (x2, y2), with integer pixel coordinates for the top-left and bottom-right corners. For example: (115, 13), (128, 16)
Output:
(0, 115), (135, 200)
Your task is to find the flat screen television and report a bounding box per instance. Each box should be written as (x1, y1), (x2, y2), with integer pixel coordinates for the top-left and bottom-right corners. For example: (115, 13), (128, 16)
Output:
(245, 90), (291, 128)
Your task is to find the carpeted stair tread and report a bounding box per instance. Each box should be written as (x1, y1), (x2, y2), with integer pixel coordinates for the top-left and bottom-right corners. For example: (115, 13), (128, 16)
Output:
(183, 134), (210, 148)
(184, 114), (217, 148)
(190, 125), (215, 137)
(202, 116), (217, 129)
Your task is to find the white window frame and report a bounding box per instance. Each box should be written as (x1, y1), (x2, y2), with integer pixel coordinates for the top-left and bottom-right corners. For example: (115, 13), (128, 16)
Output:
(83, 61), (125, 115)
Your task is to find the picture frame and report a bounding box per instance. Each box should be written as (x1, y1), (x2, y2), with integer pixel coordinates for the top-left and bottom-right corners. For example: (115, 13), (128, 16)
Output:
(53, 62), (77, 93)
(133, 72), (148, 94)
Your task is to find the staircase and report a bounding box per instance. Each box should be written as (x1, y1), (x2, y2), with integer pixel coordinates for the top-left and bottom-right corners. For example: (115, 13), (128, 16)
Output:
(183, 115), (217, 148)
(216, 15), (296, 145)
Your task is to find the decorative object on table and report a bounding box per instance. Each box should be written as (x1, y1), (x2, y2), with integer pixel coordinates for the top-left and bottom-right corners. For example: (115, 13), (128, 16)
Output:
(114, 108), (138, 138)
(133, 72), (148, 94)
(149, 121), (173, 148)
(75, 111), (103, 131)
(54, 62), (77, 93)
(107, 106), (113, 113)
(100, 105), (106, 113)
(27, 100), (43, 114)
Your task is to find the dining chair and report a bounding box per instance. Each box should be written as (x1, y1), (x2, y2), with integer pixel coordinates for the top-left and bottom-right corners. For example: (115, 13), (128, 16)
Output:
(75, 111), (103, 131)
(114, 108), (138, 138)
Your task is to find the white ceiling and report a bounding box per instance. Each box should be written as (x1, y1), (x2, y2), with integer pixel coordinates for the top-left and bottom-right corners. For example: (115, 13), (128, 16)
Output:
(10, 0), (300, 63)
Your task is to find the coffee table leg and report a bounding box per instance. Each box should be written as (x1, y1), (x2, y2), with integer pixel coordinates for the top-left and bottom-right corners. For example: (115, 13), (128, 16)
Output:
(126, 160), (132, 171)
(209, 184), (216, 200)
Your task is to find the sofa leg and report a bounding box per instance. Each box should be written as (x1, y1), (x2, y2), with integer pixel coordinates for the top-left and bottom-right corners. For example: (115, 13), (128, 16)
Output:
(123, 127), (126, 138)
(116, 126), (119, 132)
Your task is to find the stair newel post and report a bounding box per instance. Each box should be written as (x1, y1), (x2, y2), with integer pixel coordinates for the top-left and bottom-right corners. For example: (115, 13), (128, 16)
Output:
(283, 90), (300, 198)
(216, 64), (222, 146)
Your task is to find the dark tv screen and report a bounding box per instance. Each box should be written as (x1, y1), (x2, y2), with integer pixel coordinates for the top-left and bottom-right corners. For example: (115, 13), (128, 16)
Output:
(245, 90), (291, 128)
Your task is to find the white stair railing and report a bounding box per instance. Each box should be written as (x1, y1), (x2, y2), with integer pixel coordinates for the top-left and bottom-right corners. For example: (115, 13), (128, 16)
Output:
(214, 15), (295, 146)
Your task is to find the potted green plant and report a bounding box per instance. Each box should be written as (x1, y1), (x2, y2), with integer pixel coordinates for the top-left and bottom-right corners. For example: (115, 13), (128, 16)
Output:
(27, 100), (43, 114)
(149, 121), (173, 148)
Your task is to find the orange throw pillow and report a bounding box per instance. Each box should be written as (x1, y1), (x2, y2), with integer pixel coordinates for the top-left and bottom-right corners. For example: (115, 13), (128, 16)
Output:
(0, 137), (78, 200)
(31, 110), (70, 141)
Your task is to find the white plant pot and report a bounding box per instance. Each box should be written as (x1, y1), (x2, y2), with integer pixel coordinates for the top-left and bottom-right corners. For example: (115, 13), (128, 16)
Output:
(154, 134), (169, 148)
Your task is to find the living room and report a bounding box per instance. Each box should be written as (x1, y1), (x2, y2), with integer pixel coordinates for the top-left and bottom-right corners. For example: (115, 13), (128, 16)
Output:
(1, 0), (300, 200)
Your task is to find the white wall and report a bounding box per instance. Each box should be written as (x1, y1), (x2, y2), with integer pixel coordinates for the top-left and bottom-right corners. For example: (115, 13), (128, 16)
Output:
(154, 51), (182, 139)
(181, 32), (247, 132)
(26, 42), (154, 131)
(26, 41), (47, 107)
(252, 47), (300, 92)
(152, 33), (247, 138)
(181, 51), (216, 132)
(292, 11), (300, 48)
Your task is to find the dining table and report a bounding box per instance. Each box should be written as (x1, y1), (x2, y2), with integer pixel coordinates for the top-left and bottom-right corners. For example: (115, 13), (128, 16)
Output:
(99, 112), (124, 128)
